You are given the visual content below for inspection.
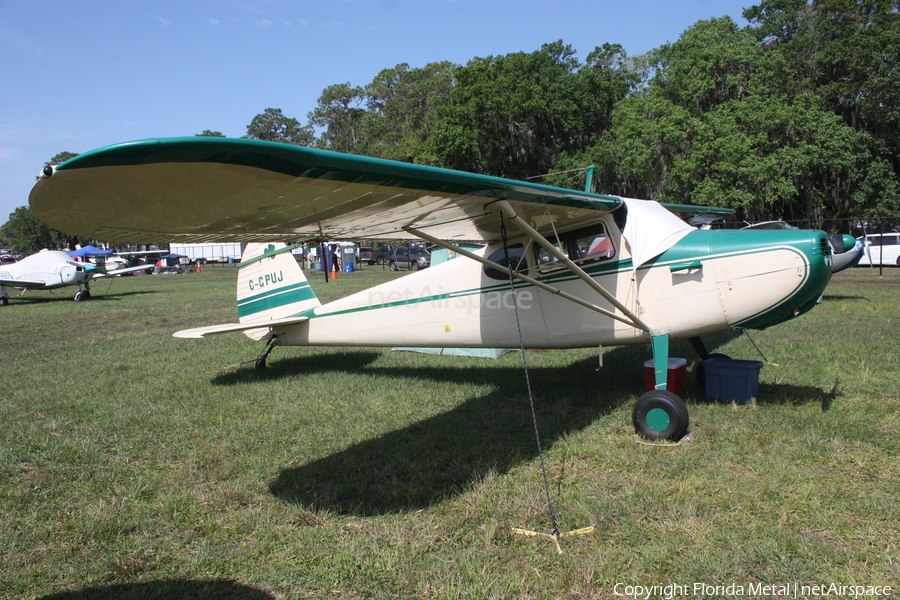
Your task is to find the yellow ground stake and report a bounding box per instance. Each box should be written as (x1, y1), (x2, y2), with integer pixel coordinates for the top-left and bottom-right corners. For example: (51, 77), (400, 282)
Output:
(511, 525), (595, 554)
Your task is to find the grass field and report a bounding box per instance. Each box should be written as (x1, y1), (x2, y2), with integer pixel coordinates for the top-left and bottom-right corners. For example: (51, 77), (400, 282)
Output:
(1, 264), (898, 599)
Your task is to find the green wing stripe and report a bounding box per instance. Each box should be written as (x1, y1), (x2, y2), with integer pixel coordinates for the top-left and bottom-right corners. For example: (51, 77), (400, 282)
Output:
(238, 282), (316, 318)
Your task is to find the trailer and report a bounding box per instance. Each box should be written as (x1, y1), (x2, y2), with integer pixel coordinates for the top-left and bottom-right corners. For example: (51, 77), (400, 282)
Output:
(169, 242), (246, 264)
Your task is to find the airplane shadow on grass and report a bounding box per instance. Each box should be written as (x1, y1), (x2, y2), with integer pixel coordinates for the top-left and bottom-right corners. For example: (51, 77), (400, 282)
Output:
(210, 328), (834, 517)
(209, 344), (644, 516)
(38, 578), (274, 600)
(8, 289), (158, 305)
(265, 353), (633, 516)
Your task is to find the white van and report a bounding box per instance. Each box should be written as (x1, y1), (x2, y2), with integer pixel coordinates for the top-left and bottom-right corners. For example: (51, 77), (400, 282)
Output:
(856, 233), (900, 266)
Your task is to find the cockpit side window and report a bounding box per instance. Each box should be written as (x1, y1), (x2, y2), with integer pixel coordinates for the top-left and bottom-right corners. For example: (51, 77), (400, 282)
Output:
(535, 222), (615, 271)
(483, 244), (527, 280)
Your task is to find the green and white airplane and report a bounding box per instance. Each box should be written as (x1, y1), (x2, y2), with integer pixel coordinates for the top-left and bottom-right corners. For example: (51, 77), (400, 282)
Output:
(29, 137), (833, 440)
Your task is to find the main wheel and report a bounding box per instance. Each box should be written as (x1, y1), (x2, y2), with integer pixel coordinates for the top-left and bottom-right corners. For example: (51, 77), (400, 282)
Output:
(0, 296), (8, 306)
(632, 390), (689, 441)
(74, 292), (82, 302)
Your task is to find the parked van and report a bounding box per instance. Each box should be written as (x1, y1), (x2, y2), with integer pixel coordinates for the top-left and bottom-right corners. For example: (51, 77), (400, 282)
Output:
(856, 233), (900, 266)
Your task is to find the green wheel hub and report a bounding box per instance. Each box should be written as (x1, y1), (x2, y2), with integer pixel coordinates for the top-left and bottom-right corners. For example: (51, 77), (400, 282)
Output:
(645, 407), (671, 432)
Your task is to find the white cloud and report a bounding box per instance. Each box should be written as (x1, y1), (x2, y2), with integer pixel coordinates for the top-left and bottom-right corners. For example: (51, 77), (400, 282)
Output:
(207, 17), (221, 26)
(148, 14), (173, 26)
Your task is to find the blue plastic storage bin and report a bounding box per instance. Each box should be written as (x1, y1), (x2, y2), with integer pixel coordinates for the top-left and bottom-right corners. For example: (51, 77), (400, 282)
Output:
(702, 359), (763, 404)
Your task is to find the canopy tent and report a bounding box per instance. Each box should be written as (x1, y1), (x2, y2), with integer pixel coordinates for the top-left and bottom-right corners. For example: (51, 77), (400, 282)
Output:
(68, 245), (112, 258)
(158, 253), (187, 266)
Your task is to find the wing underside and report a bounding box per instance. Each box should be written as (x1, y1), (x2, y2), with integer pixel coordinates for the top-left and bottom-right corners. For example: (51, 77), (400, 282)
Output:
(30, 137), (624, 244)
(0, 277), (48, 289)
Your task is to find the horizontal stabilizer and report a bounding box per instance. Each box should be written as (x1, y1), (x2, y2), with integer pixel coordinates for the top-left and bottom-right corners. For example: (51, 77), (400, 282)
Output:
(173, 315), (309, 339)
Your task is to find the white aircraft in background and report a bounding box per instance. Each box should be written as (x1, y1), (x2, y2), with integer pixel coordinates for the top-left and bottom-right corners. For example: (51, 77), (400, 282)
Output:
(0, 249), (153, 305)
(29, 137), (835, 441)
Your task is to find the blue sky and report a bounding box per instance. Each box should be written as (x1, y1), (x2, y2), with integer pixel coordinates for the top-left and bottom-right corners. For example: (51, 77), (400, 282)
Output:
(0, 0), (752, 224)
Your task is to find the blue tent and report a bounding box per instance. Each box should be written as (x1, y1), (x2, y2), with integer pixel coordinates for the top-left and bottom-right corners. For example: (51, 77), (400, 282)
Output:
(69, 245), (112, 258)
(159, 253), (187, 266)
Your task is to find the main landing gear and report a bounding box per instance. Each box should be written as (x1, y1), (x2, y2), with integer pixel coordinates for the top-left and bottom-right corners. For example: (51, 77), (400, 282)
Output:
(631, 333), (691, 441)
(632, 389), (690, 441)
(631, 335), (733, 441)
(74, 282), (91, 302)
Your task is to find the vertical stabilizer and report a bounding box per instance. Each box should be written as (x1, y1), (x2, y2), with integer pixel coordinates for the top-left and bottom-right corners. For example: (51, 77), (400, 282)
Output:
(237, 243), (320, 328)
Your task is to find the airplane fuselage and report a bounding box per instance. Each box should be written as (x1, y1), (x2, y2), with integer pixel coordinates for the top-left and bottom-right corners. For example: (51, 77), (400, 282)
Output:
(266, 223), (832, 350)
(0, 250), (94, 290)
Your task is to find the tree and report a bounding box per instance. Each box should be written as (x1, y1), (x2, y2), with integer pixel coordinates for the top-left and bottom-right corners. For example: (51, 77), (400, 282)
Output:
(430, 41), (605, 180)
(744, 0), (900, 218)
(361, 61), (455, 164)
(309, 83), (367, 154)
(555, 13), (897, 226)
(196, 130), (225, 137)
(244, 108), (314, 146)
(0, 206), (60, 253)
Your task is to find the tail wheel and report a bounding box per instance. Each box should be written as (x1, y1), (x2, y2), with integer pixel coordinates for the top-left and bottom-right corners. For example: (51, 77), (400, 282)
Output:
(632, 390), (689, 441)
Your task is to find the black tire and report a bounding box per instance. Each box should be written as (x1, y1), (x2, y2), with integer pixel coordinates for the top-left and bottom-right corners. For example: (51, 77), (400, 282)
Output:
(376, 257), (385, 266)
(74, 292), (82, 302)
(411, 262), (419, 271)
(695, 353), (730, 389)
(632, 390), (689, 441)
(0, 296), (8, 306)
(389, 261), (398, 272)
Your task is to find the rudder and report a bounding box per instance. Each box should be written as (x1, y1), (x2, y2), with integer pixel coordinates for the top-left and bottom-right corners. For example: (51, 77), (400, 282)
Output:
(237, 243), (321, 328)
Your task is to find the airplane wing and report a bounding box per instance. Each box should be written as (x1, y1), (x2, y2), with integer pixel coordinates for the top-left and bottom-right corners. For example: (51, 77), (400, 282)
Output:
(29, 137), (626, 244)
(173, 315), (310, 339)
(92, 263), (156, 277)
(0, 277), (49, 289)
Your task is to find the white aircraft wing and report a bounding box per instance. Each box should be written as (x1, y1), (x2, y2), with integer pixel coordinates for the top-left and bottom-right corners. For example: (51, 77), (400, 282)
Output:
(29, 137), (627, 245)
(93, 263), (156, 277)
(174, 315), (310, 339)
(0, 276), (49, 289)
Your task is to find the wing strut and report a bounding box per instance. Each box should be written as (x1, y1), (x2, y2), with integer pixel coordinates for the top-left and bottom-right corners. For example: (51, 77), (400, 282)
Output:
(405, 203), (652, 334)
(404, 226), (640, 329)
(492, 200), (651, 333)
